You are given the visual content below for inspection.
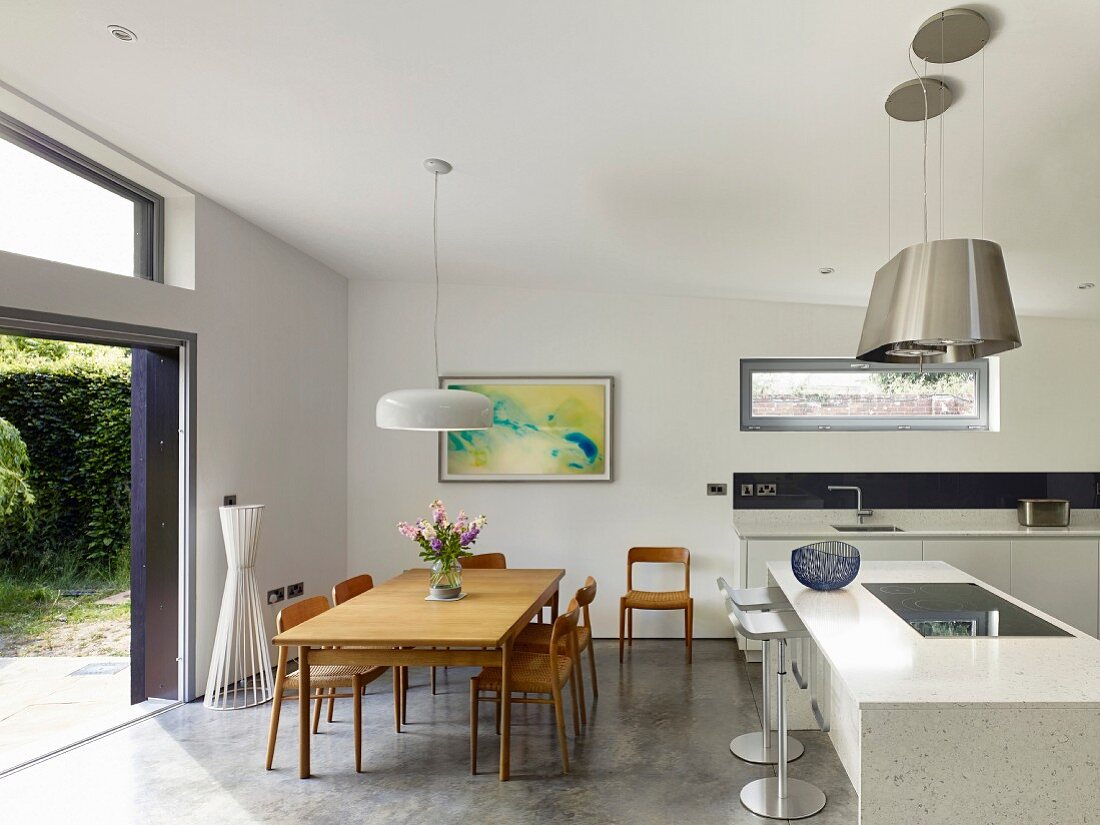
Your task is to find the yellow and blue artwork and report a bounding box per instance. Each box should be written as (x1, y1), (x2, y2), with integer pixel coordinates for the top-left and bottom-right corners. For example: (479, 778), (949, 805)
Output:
(440, 377), (612, 481)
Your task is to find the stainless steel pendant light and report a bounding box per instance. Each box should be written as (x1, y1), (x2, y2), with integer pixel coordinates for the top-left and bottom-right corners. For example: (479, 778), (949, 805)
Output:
(376, 160), (493, 431)
(858, 9), (1020, 364)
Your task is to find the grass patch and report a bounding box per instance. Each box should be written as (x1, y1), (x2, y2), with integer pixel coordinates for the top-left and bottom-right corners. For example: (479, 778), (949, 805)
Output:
(0, 570), (130, 657)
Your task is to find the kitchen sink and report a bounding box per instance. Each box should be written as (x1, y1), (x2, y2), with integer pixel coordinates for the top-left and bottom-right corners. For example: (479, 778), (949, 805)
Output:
(830, 524), (905, 533)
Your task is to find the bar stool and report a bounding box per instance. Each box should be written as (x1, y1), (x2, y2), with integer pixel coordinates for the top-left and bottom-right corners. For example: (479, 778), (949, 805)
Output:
(717, 579), (804, 764)
(727, 597), (826, 820)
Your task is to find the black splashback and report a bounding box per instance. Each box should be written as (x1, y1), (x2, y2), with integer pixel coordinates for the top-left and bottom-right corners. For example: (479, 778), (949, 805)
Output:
(732, 472), (1100, 510)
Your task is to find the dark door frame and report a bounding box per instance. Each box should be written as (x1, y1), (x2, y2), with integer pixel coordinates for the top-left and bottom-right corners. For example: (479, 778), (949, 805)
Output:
(0, 304), (197, 702)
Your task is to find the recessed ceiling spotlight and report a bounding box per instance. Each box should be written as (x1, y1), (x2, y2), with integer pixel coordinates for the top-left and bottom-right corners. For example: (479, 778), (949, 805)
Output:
(819, 267), (835, 275)
(107, 25), (137, 42)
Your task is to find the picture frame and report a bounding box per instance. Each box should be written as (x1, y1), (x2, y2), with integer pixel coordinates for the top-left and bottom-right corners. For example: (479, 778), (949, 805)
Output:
(438, 376), (614, 482)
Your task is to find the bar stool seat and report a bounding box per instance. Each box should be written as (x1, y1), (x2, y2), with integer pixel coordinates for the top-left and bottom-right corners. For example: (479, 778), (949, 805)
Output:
(718, 579), (805, 765)
(728, 598), (826, 821)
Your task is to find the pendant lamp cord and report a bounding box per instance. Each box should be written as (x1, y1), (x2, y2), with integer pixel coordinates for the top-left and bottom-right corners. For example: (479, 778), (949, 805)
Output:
(908, 47), (930, 245)
(432, 170), (441, 383)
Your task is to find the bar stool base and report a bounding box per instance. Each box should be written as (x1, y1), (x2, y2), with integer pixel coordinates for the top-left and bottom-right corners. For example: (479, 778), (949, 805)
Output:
(740, 777), (826, 820)
(729, 732), (804, 764)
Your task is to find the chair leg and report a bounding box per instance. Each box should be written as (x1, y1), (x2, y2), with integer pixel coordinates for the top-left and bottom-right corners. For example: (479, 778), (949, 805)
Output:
(618, 598), (626, 663)
(567, 672), (581, 736)
(586, 639), (599, 700)
(627, 608), (633, 646)
(572, 650), (588, 725)
(431, 665), (437, 695)
(311, 688), (324, 734)
(551, 681), (570, 774)
(353, 674), (363, 773)
(327, 687), (337, 723)
(265, 647), (288, 770)
(392, 666), (402, 733)
(494, 690), (502, 735)
(401, 666), (408, 725)
(469, 677), (479, 774)
(686, 599), (694, 664)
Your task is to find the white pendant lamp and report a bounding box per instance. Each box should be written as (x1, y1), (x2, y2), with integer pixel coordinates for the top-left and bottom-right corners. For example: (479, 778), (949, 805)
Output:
(376, 159), (493, 431)
(858, 9), (1020, 365)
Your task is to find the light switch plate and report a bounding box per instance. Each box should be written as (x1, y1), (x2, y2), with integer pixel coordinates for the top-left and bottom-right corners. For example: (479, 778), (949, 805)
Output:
(707, 483), (728, 496)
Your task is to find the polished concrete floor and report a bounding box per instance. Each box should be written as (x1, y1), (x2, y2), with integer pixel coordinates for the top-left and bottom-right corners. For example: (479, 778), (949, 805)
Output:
(1, 640), (856, 824)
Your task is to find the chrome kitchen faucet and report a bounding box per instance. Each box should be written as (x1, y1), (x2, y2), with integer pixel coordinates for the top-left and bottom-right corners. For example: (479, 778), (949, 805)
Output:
(828, 485), (874, 525)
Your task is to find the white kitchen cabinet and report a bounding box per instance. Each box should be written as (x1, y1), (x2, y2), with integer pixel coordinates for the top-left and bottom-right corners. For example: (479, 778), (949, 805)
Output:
(1010, 539), (1099, 637)
(922, 539), (1011, 592)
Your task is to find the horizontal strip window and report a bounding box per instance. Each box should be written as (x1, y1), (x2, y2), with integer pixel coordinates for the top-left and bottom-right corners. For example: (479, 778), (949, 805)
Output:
(0, 112), (162, 281)
(741, 358), (990, 432)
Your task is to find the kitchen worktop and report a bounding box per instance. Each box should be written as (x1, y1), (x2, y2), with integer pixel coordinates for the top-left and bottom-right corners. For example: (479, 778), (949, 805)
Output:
(735, 508), (1100, 539)
(768, 559), (1100, 708)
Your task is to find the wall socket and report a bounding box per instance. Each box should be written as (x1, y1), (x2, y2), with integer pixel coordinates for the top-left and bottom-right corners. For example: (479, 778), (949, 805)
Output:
(706, 483), (728, 496)
(756, 483), (777, 497)
(267, 587), (285, 605)
(287, 582), (304, 598)
(740, 484), (754, 497)
(223, 494), (237, 506)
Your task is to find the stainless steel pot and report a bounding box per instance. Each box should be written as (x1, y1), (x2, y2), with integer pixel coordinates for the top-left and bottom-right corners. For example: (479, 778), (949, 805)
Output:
(1017, 499), (1070, 528)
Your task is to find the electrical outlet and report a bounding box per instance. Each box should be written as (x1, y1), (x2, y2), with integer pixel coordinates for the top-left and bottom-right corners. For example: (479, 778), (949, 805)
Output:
(756, 483), (777, 497)
(223, 494), (237, 506)
(287, 582), (304, 598)
(267, 587), (285, 605)
(740, 484), (754, 497)
(706, 483), (727, 496)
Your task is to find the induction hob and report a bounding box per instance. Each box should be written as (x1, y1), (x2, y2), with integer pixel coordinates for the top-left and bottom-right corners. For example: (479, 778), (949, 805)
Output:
(863, 582), (1072, 637)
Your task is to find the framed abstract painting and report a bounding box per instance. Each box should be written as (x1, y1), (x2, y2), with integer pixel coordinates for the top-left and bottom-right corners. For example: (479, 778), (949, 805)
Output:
(439, 376), (613, 482)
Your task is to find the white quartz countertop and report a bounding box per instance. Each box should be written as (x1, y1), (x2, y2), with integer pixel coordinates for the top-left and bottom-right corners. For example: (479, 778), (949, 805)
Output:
(768, 560), (1100, 709)
(738, 522), (1100, 539)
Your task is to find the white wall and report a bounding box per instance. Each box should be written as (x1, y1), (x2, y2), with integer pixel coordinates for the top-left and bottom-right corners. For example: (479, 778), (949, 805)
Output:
(0, 195), (349, 692)
(348, 279), (1100, 640)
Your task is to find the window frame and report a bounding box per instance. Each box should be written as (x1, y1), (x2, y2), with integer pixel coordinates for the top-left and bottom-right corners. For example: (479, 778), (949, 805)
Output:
(740, 357), (991, 432)
(0, 111), (164, 282)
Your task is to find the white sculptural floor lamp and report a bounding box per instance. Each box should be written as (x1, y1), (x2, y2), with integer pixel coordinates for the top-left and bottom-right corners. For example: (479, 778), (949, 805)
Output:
(204, 504), (273, 709)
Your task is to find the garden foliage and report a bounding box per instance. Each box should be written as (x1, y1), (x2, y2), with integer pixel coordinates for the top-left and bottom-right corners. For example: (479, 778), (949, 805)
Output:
(0, 336), (131, 577)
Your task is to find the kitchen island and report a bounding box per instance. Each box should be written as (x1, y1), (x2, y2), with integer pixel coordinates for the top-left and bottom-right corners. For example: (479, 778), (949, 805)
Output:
(769, 560), (1100, 825)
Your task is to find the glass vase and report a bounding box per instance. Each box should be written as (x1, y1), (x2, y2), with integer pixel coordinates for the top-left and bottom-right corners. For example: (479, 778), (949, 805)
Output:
(429, 557), (463, 600)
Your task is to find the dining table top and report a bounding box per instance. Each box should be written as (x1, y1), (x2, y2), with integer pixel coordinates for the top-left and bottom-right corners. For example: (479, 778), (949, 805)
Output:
(272, 567), (566, 649)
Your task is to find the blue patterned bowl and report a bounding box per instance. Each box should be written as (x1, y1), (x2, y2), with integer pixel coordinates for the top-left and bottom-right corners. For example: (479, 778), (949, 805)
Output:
(791, 541), (860, 591)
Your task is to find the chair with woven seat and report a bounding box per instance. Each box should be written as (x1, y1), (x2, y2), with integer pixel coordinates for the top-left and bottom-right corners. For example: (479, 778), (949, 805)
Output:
(516, 576), (598, 723)
(469, 602), (582, 775)
(265, 594), (389, 773)
(329, 574), (407, 733)
(429, 552), (509, 695)
(619, 546), (693, 663)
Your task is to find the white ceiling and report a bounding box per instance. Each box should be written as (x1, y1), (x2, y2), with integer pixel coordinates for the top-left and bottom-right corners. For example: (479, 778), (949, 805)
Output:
(2, 1), (1099, 318)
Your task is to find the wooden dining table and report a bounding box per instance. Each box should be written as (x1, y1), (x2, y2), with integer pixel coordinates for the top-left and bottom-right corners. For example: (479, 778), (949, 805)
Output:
(272, 567), (564, 780)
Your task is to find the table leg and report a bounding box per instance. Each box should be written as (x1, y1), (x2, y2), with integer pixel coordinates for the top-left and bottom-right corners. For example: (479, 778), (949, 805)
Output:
(550, 587), (560, 622)
(298, 645), (311, 779)
(499, 638), (512, 781)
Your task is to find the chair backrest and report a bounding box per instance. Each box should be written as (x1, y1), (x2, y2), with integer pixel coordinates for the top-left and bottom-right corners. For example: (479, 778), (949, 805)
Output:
(574, 575), (597, 629)
(332, 573), (374, 606)
(627, 546), (690, 593)
(276, 594), (330, 633)
(461, 552), (507, 569)
(549, 601), (581, 658)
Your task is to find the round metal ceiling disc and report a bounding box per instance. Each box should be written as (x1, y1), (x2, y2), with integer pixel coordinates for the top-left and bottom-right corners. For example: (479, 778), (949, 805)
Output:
(423, 158), (453, 174)
(885, 78), (953, 122)
(912, 8), (990, 64)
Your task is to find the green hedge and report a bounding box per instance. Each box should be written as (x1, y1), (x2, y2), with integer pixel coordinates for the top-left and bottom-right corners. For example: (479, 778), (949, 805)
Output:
(0, 337), (131, 578)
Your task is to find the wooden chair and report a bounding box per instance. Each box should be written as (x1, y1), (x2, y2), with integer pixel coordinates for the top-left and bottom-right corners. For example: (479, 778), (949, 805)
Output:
(329, 573), (407, 732)
(430, 552), (509, 695)
(265, 595), (390, 772)
(618, 547), (693, 664)
(516, 576), (598, 723)
(469, 602), (582, 775)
